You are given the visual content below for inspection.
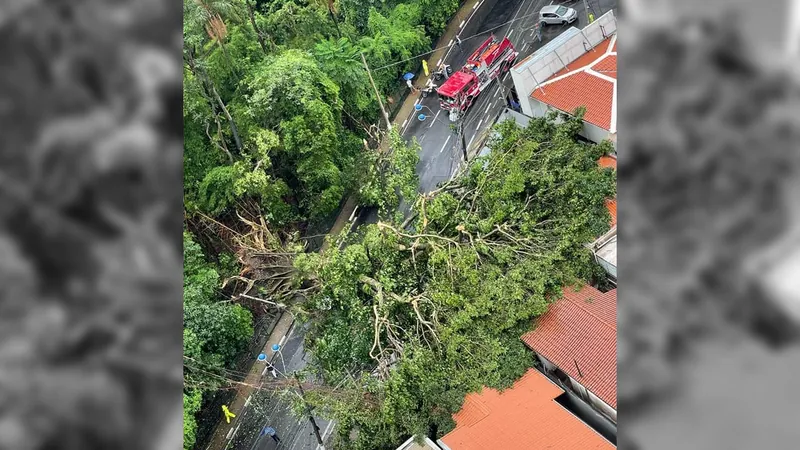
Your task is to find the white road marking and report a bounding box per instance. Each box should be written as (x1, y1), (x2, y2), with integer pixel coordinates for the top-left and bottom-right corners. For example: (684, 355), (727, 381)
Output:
(485, 104), (491, 114)
(402, 115), (413, 134)
(460, 20), (466, 28)
(348, 207), (358, 222)
(279, 334), (287, 347)
(321, 421), (335, 442)
(523, 42), (530, 51)
(448, 39), (453, 47)
(226, 428), (234, 440)
(467, 133), (476, 150)
(508, 28), (514, 37)
(439, 135), (452, 154)
(473, 1), (480, 9)
(401, 119), (408, 129)
(285, 321), (297, 342)
(430, 109), (441, 128)
(477, 119), (483, 130)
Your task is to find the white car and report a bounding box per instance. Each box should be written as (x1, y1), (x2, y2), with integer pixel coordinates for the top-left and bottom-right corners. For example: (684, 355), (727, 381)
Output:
(539, 5), (578, 26)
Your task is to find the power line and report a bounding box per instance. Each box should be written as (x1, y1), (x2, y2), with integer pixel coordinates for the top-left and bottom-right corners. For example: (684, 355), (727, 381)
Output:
(371, 9), (545, 72)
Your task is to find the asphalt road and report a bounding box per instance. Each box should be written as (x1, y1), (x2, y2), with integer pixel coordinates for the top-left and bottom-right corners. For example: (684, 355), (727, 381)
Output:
(403, 0), (617, 193)
(231, 322), (333, 450)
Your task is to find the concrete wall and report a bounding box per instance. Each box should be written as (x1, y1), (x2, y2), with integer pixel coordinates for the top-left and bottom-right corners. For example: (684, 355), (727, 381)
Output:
(538, 354), (557, 372)
(587, 389), (617, 423)
(583, 120), (611, 144)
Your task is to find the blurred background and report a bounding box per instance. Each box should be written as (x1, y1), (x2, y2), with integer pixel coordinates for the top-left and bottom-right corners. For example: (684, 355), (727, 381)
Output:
(0, 1), (183, 449)
(619, 0), (800, 448)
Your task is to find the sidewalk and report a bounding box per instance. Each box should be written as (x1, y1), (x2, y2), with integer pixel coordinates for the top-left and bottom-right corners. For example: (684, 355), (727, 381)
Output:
(205, 313), (295, 450)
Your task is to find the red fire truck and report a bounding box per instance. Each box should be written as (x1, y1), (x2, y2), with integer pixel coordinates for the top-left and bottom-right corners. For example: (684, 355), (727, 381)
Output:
(436, 35), (518, 117)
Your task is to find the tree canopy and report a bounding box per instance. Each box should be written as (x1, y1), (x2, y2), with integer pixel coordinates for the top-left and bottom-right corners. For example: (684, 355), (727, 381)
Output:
(293, 112), (615, 449)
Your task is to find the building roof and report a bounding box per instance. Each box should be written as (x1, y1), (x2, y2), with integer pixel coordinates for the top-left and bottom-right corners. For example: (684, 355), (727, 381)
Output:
(531, 35), (617, 131)
(606, 199), (617, 227)
(521, 286), (617, 409)
(592, 227), (617, 277)
(397, 436), (442, 450)
(439, 369), (614, 450)
(598, 155), (617, 170)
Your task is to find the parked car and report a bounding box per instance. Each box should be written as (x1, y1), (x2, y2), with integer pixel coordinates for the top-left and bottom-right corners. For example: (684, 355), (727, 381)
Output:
(539, 5), (578, 26)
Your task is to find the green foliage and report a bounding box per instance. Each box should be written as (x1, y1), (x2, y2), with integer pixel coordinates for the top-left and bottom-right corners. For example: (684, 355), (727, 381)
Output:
(183, 387), (204, 450)
(358, 129), (421, 217)
(184, 0), (452, 227)
(339, 0), (378, 32)
(261, 1), (333, 48)
(313, 37), (377, 123)
(417, 0), (459, 36)
(359, 5), (430, 94)
(241, 49), (364, 220)
(302, 113), (616, 449)
(183, 232), (254, 447)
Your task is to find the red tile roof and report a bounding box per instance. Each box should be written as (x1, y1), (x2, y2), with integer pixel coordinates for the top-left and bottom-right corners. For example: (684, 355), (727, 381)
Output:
(597, 156), (617, 227)
(521, 286), (617, 409)
(606, 199), (617, 227)
(531, 35), (617, 131)
(440, 369), (614, 450)
(598, 155), (617, 170)
(593, 55), (617, 79)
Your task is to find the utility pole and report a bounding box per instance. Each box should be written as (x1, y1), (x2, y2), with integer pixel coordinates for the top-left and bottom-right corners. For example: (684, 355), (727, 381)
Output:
(295, 374), (324, 447)
(361, 52), (392, 131)
(327, 0), (342, 38)
(457, 119), (468, 162)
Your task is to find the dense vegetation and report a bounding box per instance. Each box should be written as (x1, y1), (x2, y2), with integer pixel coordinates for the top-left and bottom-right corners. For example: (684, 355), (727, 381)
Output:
(296, 112), (615, 448)
(183, 0), (459, 225)
(182, 0), (457, 448)
(182, 1), (615, 449)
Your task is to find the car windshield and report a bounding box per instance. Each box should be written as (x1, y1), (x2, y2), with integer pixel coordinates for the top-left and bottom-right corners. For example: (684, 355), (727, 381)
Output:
(556, 6), (568, 16)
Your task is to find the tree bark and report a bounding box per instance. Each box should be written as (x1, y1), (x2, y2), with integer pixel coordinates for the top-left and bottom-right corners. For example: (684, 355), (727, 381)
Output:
(209, 82), (243, 154)
(246, 0), (271, 54)
(184, 47), (243, 154)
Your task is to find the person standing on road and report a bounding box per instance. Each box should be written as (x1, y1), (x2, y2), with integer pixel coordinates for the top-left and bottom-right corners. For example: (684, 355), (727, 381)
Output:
(260, 426), (281, 444)
(266, 361), (278, 378)
(222, 405), (236, 424)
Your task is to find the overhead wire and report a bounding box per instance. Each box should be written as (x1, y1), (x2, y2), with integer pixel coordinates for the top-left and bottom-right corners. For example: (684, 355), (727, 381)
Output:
(371, 9), (546, 72)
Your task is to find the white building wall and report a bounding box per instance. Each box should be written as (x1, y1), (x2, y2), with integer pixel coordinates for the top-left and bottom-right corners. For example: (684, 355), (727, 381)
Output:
(587, 390), (617, 423)
(582, 121), (611, 144)
(524, 99), (611, 144)
(537, 354), (557, 372)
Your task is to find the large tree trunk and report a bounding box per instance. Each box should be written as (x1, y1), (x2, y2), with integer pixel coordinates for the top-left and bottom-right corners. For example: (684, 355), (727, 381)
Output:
(185, 47), (243, 155)
(246, 0), (271, 54)
(208, 82), (243, 154)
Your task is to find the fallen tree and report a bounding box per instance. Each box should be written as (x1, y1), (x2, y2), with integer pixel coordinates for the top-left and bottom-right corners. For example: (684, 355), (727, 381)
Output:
(291, 110), (616, 449)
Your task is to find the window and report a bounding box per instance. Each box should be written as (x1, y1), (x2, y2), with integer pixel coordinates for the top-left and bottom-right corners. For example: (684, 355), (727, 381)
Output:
(556, 6), (568, 16)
